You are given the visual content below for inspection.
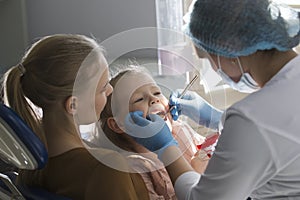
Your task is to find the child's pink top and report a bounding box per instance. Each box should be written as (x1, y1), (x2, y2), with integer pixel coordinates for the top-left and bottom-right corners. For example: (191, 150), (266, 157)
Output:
(172, 120), (206, 163)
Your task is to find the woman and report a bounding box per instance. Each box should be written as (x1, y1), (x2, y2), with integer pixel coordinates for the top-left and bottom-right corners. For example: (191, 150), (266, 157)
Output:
(2, 34), (149, 200)
(124, 0), (300, 199)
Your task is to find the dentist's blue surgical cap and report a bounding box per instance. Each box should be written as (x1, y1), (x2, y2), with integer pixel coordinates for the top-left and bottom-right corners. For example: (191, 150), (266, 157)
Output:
(187, 0), (300, 57)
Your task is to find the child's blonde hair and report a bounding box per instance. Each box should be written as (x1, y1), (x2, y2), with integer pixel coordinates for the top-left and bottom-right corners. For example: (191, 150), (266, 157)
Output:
(2, 34), (104, 147)
(99, 65), (151, 152)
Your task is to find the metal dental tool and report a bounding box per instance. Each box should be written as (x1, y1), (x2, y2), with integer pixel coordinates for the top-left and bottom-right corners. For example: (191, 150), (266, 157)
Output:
(177, 74), (199, 99)
(165, 74), (199, 116)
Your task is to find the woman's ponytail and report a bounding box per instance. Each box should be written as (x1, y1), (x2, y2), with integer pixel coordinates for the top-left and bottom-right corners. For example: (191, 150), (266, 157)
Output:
(3, 65), (47, 148)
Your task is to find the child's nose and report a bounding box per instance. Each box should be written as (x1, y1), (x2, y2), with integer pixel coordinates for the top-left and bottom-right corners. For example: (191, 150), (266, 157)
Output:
(150, 97), (160, 105)
(106, 84), (113, 96)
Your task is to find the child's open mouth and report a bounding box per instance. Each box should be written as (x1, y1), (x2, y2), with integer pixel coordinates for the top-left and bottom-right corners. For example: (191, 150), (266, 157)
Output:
(148, 105), (168, 121)
(156, 111), (167, 121)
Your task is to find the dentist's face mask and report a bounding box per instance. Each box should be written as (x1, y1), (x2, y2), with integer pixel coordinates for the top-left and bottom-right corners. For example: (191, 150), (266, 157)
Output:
(216, 55), (260, 93)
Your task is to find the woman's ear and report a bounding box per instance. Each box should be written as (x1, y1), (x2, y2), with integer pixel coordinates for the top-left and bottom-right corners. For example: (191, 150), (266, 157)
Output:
(106, 117), (124, 134)
(65, 96), (78, 115)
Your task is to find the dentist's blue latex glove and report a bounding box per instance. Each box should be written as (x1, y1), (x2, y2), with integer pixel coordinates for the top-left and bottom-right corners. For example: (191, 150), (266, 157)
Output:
(169, 89), (224, 130)
(124, 111), (178, 158)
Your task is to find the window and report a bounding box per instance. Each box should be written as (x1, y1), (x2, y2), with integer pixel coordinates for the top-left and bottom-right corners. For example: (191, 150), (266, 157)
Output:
(286, 0), (300, 9)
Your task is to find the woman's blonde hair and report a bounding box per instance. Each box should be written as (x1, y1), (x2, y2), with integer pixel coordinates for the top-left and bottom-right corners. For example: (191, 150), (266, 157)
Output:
(2, 34), (104, 147)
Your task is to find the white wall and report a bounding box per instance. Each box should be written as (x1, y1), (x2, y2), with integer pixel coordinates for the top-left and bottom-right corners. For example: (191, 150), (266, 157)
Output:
(0, 0), (157, 74)
(0, 0), (28, 74)
(26, 0), (157, 59)
(26, 0), (156, 41)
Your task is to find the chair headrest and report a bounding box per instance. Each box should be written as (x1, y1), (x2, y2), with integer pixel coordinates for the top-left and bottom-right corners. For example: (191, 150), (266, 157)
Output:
(0, 104), (48, 170)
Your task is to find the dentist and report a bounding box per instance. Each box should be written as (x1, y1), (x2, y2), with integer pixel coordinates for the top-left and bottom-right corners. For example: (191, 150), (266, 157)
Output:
(125, 0), (300, 199)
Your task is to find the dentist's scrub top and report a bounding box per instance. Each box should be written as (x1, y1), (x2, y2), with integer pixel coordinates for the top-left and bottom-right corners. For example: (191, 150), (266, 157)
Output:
(174, 55), (300, 200)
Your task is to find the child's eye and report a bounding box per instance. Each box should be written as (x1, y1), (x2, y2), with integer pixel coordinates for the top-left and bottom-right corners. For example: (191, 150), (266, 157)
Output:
(154, 91), (161, 96)
(134, 97), (143, 103)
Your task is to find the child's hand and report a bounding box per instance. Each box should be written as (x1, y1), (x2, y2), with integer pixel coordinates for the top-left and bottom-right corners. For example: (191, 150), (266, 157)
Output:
(191, 150), (211, 174)
(197, 132), (219, 153)
(191, 132), (219, 173)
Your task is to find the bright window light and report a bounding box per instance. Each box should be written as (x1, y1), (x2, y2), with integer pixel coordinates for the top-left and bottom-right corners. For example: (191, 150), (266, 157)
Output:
(285, 0), (300, 8)
(285, 0), (300, 5)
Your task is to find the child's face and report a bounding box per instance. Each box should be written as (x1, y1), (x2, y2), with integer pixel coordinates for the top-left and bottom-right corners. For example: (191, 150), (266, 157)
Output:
(111, 71), (172, 130)
(129, 83), (173, 129)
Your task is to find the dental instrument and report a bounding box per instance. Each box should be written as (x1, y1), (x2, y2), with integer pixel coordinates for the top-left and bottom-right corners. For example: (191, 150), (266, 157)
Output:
(156, 74), (199, 118)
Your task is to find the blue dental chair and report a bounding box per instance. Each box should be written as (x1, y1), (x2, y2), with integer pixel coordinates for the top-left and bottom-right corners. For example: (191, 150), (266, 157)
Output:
(0, 103), (71, 200)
